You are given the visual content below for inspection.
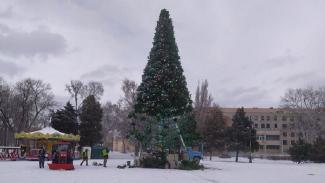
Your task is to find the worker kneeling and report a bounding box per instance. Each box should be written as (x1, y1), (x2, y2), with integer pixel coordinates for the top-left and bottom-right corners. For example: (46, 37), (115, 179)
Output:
(102, 147), (109, 167)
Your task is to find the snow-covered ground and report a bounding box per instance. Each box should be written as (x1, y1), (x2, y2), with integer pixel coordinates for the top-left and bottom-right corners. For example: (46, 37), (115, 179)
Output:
(0, 155), (324, 183)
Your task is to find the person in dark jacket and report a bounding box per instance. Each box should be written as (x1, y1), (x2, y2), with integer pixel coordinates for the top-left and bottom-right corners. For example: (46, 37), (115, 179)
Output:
(80, 149), (88, 166)
(67, 149), (74, 164)
(52, 150), (59, 164)
(38, 146), (46, 168)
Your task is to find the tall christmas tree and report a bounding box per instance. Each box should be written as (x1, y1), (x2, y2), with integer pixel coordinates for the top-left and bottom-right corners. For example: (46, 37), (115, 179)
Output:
(133, 9), (193, 150)
(135, 9), (192, 118)
(79, 95), (103, 146)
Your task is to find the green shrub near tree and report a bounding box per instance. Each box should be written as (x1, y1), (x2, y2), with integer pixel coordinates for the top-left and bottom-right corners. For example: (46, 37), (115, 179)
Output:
(289, 138), (325, 163)
(140, 151), (167, 169)
(179, 160), (204, 170)
(289, 139), (312, 164)
(310, 138), (325, 163)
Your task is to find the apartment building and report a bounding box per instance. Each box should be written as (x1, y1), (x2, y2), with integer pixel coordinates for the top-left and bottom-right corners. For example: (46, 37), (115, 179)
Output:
(221, 108), (299, 156)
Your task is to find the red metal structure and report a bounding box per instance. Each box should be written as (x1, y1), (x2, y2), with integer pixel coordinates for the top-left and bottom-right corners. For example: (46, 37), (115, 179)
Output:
(48, 142), (74, 170)
(0, 146), (20, 161)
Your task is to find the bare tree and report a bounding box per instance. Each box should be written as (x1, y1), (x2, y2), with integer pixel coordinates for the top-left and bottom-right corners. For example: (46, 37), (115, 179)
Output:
(101, 79), (138, 153)
(281, 87), (325, 143)
(102, 102), (122, 148)
(0, 78), (55, 145)
(120, 79), (137, 108)
(194, 80), (213, 109)
(66, 80), (105, 112)
(202, 105), (226, 160)
(193, 80), (228, 157)
(118, 79), (138, 152)
(82, 81), (104, 100)
(194, 80), (214, 133)
(66, 80), (84, 112)
(0, 78), (14, 145)
(14, 78), (55, 132)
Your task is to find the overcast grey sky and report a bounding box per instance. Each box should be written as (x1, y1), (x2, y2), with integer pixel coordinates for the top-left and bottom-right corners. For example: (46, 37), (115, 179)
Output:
(0, 0), (324, 108)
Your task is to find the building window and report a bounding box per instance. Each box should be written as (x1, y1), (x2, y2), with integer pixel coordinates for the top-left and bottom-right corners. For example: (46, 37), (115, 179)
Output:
(274, 116), (277, 121)
(282, 116), (287, 121)
(261, 124), (265, 128)
(266, 135), (280, 141)
(256, 135), (265, 141)
(261, 116), (265, 121)
(254, 123), (258, 128)
(283, 132), (287, 137)
(266, 124), (270, 128)
(290, 116), (294, 121)
(266, 145), (280, 150)
(259, 145), (264, 150)
(291, 140), (296, 145)
(274, 124), (278, 128)
(254, 116), (258, 120)
(290, 123), (295, 128)
(283, 140), (288, 145)
(290, 132), (295, 137)
(282, 124), (287, 128)
(266, 116), (270, 121)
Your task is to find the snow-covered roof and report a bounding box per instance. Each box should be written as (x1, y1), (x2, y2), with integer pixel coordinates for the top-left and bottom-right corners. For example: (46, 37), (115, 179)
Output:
(15, 127), (79, 141)
(30, 127), (65, 135)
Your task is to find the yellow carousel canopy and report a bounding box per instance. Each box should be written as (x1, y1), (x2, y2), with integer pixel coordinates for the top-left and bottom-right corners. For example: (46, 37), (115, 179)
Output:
(15, 127), (80, 141)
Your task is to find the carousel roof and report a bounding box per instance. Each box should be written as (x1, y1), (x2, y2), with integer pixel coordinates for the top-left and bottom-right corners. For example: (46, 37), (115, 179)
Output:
(30, 127), (65, 135)
(15, 127), (80, 141)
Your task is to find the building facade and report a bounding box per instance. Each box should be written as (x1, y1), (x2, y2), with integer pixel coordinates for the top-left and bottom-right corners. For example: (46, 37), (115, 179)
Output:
(222, 108), (299, 157)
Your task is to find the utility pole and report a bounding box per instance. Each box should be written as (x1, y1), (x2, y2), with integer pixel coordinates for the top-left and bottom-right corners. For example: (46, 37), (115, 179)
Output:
(249, 125), (252, 163)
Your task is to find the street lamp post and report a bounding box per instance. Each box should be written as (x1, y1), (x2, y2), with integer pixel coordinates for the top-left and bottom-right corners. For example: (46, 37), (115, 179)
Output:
(249, 125), (252, 163)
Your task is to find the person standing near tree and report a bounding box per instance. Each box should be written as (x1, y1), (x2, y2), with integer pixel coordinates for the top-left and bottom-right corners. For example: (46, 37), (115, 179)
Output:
(80, 149), (88, 166)
(102, 147), (109, 167)
(38, 146), (46, 168)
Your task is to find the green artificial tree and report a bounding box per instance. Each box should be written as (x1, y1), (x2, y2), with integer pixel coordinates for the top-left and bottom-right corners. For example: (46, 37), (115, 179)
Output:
(133, 9), (193, 151)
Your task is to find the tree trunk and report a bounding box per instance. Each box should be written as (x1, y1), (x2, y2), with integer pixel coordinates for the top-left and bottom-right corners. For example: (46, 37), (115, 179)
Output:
(139, 144), (143, 158)
(4, 127), (7, 146)
(135, 142), (140, 156)
(209, 151), (213, 161)
(235, 150), (239, 162)
(122, 138), (126, 153)
(75, 95), (78, 113)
